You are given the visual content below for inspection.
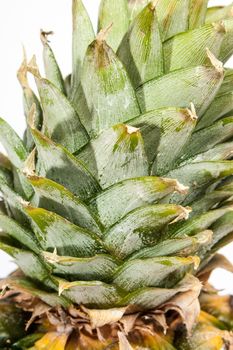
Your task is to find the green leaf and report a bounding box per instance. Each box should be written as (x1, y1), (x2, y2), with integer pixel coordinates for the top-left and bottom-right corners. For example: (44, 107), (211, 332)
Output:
(117, 2), (163, 88)
(0, 118), (27, 168)
(0, 177), (31, 226)
(197, 94), (233, 130)
(41, 31), (66, 95)
(30, 67), (89, 154)
(64, 74), (71, 97)
(25, 207), (104, 258)
(128, 0), (150, 21)
(136, 52), (224, 116)
(113, 256), (198, 292)
(74, 37), (140, 137)
(163, 23), (225, 73)
(4, 277), (70, 308)
(31, 128), (100, 200)
(130, 230), (213, 260)
(13, 334), (44, 349)
(123, 274), (199, 310)
(155, 0), (190, 41)
(29, 176), (103, 235)
(219, 18), (233, 62)
(189, 0), (208, 29)
(0, 242), (53, 287)
(44, 251), (119, 282)
(0, 154), (12, 187)
(205, 4), (233, 24)
(0, 214), (39, 253)
(190, 188), (233, 217)
(210, 211), (233, 247)
(76, 124), (148, 189)
(90, 176), (188, 228)
(98, 0), (129, 51)
(217, 68), (233, 96)
(104, 204), (190, 259)
(190, 141), (233, 163)
(72, 0), (95, 90)
(130, 107), (197, 175)
(58, 280), (123, 308)
(180, 117), (233, 162)
(168, 207), (233, 238)
(12, 167), (33, 200)
(166, 161), (233, 205)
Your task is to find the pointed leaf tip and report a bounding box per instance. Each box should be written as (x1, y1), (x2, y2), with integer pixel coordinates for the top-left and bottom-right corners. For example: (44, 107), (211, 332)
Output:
(96, 23), (113, 43)
(40, 29), (54, 45)
(206, 48), (223, 74)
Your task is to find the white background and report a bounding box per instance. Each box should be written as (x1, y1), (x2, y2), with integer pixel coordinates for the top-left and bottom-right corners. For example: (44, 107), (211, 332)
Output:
(0, 0), (232, 293)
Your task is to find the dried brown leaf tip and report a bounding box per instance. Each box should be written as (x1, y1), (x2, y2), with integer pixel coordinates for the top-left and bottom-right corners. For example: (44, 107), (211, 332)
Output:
(17, 47), (29, 89)
(40, 29), (54, 45)
(27, 55), (41, 78)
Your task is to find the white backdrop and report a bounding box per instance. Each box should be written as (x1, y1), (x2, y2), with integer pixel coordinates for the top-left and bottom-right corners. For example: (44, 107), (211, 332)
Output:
(0, 0), (232, 293)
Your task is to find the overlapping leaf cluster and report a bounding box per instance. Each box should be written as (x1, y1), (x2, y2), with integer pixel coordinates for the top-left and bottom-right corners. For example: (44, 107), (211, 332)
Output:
(1, 0), (233, 349)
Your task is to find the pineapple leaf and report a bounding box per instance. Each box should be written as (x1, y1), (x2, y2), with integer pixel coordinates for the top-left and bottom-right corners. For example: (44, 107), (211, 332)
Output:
(117, 2), (163, 88)
(104, 204), (190, 259)
(197, 93), (233, 130)
(130, 230), (213, 260)
(189, 0), (208, 29)
(180, 117), (233, 162)
(25, 207), (104, 257)
(58, 279), (123, 308)
(124, 274), (200, 310)
(136, 52), (224, 116)
(193, 140), (233, 161)
(169, 207), (233, 238)
(0, 118), (27, 169)
(156, 0), (190, 41)
(0, 177), (31, 226)
(210, 211), (233, 248)
(98, 0), (129, 51)
(205, 4), (233, 24)
(128, 107), (197, 174)
(0, 241), (54, 288)
(90, 176), (188, 228)
(0, 214), (39, 253)
(40, 31), (66, 95)
(30, 68), (89, 153)
(217, 68), (233, 96)
(17, 57), (43, 152)
(43, 251), (119, 282)
(190, 187), (233, 216)
(113, 256), (199, 292)
(166, 161), (233, 205)
(72, 0), (95, 90)
(29, 176), (103, 235)
(163, 23), (226, 73)
(128, 0), (150, 22)
(31, 128), (100, 200)
(219, 18), (233, 62)
(76, 124), (149, 189)
(74, 38), (140, 137)
(3, 277), (70, 308)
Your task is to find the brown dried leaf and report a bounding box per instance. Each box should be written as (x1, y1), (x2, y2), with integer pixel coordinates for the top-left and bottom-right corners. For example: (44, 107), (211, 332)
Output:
(118, 331), (134, 350)
(83, 306), (127, 329)
(160, 276), (202, 334)
(198, 253), (233, 282)
(26, 301), (51, 330)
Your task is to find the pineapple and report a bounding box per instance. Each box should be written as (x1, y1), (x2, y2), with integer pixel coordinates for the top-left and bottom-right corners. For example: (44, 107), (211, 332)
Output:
(0, 0), (233, 348)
